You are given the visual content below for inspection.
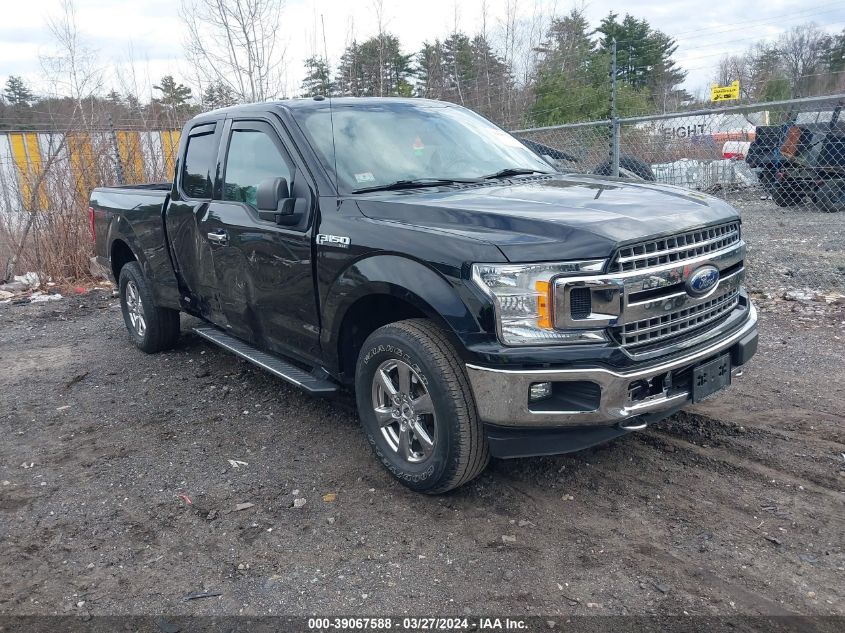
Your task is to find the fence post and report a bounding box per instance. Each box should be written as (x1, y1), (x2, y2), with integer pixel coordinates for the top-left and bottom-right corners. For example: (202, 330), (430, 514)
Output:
(107, 113), (125, 185)
(609, 38), (620, 177)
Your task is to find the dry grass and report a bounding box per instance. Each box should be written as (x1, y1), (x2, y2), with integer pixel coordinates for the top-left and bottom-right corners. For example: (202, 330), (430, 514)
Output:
(1, 132), (116, 284)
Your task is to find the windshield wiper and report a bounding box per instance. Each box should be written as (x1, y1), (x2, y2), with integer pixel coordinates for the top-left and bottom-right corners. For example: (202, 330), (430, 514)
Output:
(352, 177), (481, 194)
(482, 167), (552, 179)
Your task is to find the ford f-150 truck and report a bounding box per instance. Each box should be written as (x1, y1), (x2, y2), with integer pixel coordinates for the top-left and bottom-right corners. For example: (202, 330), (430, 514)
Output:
(90, 97), (758, 493)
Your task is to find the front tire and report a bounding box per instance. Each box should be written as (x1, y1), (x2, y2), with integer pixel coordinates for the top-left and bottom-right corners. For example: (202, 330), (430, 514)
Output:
(772, 181), (802, 207)
(355, 319), (489, 494)
(118, 262), (180, 353)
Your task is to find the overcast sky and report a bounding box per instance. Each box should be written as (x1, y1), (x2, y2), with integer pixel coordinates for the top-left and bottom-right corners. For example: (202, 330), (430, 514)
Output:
(1, 0), (843, 102)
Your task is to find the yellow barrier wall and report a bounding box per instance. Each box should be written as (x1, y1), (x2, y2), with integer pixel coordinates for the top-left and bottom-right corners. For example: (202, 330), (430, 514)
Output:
(0, 130), (180, 214)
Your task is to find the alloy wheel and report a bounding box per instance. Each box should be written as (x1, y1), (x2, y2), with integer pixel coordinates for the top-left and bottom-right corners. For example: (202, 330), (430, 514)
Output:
(125, 280), (146, 338)
(370, 359), (436, 463)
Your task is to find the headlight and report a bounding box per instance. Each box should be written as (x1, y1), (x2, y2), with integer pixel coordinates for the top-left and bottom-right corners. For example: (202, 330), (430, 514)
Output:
(472, 260), (607, 346)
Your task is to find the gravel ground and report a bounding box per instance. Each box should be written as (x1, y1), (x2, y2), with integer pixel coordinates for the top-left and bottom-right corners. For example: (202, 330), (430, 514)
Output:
(1, 282), (843, 619)
(729, 193), (845, 293)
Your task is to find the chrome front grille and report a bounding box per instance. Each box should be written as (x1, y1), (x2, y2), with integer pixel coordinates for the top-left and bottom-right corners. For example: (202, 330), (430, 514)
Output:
(614, 287), (740, 349)
(611, 221), (741, 272)
(555, 221), (748, 360)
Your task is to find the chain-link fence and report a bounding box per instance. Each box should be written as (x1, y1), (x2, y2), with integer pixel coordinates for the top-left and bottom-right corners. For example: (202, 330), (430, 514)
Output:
(512, 95), (845, 293)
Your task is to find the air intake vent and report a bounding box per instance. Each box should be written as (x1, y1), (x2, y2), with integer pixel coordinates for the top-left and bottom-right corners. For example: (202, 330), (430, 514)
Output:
(569, 287), (592, 320)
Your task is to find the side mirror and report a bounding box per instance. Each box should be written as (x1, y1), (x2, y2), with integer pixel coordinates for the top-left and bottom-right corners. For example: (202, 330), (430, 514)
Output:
(256, 177), (300, 224)
(256, 177), (290, 212)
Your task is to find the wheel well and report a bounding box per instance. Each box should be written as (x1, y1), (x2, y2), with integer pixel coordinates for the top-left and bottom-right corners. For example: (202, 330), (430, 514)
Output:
(338, 294), (427, 382)
(110, 240), (136, 282)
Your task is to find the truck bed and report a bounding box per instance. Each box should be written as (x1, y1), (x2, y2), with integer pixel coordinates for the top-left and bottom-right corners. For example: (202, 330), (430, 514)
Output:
(89, 183), (180, 310)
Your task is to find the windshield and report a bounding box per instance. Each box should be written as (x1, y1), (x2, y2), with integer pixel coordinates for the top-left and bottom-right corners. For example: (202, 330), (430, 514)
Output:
(291, 101), (553, 193)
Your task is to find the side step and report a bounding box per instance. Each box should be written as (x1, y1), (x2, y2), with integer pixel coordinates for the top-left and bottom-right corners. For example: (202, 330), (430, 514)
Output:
(192, 325), (338, 394)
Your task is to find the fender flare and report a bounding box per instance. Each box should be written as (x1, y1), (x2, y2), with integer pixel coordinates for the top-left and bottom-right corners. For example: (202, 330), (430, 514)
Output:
(107, 215), (149, 279)
(320, 254), (485, 368)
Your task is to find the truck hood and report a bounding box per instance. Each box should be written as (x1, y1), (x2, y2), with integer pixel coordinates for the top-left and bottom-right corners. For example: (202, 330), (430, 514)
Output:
(355, 174), (740, 262)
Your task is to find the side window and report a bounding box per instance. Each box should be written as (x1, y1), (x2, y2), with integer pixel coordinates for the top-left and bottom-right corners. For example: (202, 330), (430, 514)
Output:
(223, 129), (292, 208)
(181, 131), (216, 199)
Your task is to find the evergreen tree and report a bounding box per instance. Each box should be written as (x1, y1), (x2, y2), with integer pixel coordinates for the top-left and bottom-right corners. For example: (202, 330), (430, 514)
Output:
(153, 75), (193, 109)
(105, 90), (123, 107)
(4, 76), (34, 106)
(335, 40), (362, 97)
(442, 32), (475, 101)
(336, 34), (412, 97)
(596, 13), (686, 106)
(529, 10), (649, 125)
(761, 78), (792, 101)
(201, 81), (237, 110)
(126, 94), (143, 117)
(829, 29), (845, 73)
(541, 9), (595, 78)
(301, 56), (334, 97)
(747, 44), (790, 100)
(416, 41), (447, 99)
(415, 32), (512, 122)
(467, 34), (514, 122)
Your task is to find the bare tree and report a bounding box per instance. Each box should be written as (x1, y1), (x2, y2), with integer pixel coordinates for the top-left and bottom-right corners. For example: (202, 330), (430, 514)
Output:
(494, 0), (552, 126)
(115, 43), (173, 181)
(372, 0), (387, 97)
(180, 0), (288, 103)
(1, 143), (66, 281)
(715, 54), (751, 98)
(777, 23), (831, 97)
(1, 0), (112, 282)
(41, 0), (104, 122)
(715, 24), (840, 101)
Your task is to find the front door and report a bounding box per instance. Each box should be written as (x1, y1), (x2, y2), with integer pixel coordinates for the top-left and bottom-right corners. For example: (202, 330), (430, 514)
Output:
(199, 119), (321, 362)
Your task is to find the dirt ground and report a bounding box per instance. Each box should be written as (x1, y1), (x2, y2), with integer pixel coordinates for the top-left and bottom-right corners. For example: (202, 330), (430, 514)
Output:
(0, 285), (843, 620)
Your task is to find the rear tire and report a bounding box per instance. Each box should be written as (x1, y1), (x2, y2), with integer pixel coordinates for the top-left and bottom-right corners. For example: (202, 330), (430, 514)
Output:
(815, 181), (845, 213)
(355, 319), (490, 494)
(118, 262), (180, 353)
(772, 181), (802, 207)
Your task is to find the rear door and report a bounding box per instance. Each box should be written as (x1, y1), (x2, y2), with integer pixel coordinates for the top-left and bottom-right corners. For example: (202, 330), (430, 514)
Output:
(198, 118), (321, 362)
(164, 121), (229, 325)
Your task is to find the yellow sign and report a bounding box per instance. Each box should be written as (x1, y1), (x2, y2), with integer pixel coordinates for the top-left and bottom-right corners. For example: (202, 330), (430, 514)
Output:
(711, 80), (740, 102)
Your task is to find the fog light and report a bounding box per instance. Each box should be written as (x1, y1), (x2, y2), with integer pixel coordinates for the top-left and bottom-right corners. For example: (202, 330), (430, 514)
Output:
(529, 381), (552, 402)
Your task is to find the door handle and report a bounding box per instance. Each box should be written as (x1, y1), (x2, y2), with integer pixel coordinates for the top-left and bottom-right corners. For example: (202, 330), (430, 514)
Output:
(207, 229), (229, 245)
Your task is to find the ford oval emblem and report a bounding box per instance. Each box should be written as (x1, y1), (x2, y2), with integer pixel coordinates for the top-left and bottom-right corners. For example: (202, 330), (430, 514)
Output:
(686, 265), (720, 297)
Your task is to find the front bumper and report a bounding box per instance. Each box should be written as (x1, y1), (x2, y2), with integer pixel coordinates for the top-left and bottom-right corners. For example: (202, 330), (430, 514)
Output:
(465, 304), (758, 429)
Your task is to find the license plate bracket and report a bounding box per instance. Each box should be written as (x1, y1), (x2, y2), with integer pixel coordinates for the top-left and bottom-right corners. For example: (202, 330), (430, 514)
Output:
(692, 354), (731, 403)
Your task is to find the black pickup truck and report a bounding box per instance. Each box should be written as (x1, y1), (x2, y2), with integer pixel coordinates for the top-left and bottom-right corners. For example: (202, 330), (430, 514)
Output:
(90, 97), (758, 493)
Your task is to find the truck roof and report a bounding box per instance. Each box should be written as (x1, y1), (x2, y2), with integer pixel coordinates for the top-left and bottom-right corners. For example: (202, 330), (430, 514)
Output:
(188, 97), (455, 125)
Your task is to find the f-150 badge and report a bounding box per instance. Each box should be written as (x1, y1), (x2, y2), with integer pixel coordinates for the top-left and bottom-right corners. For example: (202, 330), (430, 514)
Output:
(317, 234), (351, 248)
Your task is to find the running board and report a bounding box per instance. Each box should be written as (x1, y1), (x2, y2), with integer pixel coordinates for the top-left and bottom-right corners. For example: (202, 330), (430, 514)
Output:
(192, 325), (338, 394)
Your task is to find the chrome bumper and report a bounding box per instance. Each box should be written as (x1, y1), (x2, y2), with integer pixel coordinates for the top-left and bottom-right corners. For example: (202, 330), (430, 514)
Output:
(466, 305), (757, 428)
